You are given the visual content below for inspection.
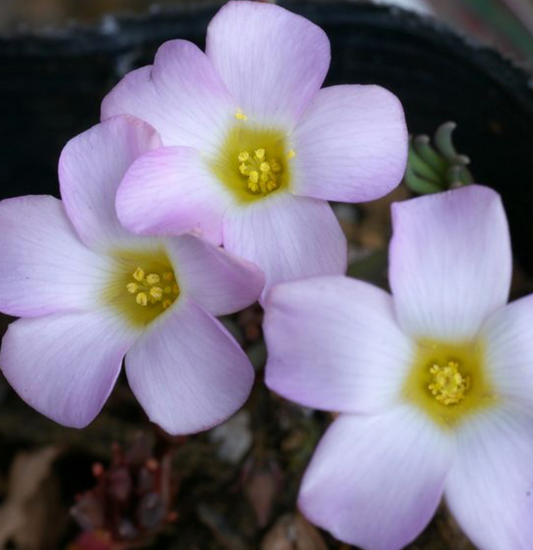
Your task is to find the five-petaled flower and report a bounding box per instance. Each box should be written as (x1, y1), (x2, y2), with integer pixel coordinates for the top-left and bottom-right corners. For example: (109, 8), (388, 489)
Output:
(264, 185), (533, 550)
(102, 0), (408, 297)
(0, 115), (264, 434)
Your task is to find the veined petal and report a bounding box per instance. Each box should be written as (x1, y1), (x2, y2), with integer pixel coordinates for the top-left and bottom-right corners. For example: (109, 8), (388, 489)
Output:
(101, 41), (236, 154)
(125, 297), (254, 435)
(481, 295), (533, 411)
(445, 405), (533, 550)
(59, 116), (161, 250)
(223, 193), (346, 298)
(116, 146), (231, 244)
(166, 234), (264, 316)
(206, 1), (330, 128)
(291, 85), (407, 202)
(299, 406), (453, 550)
(0, 310), (139, 428)
(0, 196), (113, 317)
(390, 185), (511, 341)
(264, 276), (414, 414)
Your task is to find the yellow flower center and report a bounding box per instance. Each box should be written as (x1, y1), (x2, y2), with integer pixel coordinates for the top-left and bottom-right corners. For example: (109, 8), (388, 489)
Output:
(211, 112), (295, 202)
(105, 249), (180, 327)
(126, 266), (179, 311)
(428, 361), (470, 405)
(403, 340), (497, 428)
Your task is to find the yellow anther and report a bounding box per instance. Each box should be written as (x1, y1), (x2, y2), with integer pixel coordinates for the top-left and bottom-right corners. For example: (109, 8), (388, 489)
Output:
(287, 149), (296, 160)
(126, 283), (138, 294)
(162, 272), (174, 282)
(164, 286), (172, 294)
(163, 299), (172, 309)
(146, 273), (161, 285)
(233, 140), (284, 198)
(133, 267), (145, 282)
(172, 284), (180, 295)
(149, 287), (163, 301)
(428, 361), (470, 406)
(239, 163), (251, 176)
(235, 110), (248, 121)
(136, 292), (148, 306)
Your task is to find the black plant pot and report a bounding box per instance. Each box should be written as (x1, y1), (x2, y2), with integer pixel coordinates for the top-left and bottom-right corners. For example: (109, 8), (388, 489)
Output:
(1, 1), (533, 273)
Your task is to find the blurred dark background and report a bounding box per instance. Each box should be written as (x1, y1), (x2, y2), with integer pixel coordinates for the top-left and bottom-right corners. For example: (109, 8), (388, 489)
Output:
(3, 0), (533, 64)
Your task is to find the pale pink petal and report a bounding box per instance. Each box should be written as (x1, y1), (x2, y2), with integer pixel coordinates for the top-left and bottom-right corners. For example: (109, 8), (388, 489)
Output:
(0, 310), (139, 428)
(291, 85), (407, 202)
(0, 196), (114, 317)
(264, 276), (413, 414)
(59, 116), (161, 250)
(166, 234), (264, 316)
(206, 1), (330, 127)
(117, 146), (232, 244)
(299, 406), (452, 550)
(445, 405), (533, 550)
(125, 297), (254, 435)
(480, 295), (533, 414)
(102, 41), (236, 154)
(223, 193), (346, 297)
(390, 185), (511, 341)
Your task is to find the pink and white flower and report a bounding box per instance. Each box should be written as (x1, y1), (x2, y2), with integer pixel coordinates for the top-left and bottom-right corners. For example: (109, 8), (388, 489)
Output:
(264, 185), (533, 550)
(101, 1), (407, 296)
(0, 115), (264, 434)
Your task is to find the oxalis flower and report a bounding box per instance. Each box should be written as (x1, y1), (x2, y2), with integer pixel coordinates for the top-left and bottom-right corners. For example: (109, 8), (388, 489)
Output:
(0, 115), (264, 434)
(101, 1), (407, 296)
(264, 185), (533, 550)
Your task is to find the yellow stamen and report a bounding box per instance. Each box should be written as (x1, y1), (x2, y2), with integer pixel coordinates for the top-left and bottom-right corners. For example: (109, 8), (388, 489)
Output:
(287, 149), (296, 160)
(136, 292), (148, 306)
(235, 145), (290, 196)
(149, 287), (163, 301)
(212, 125), (293, 202)
(124, 264), (180, 317)
(403, 340), (497, 428)
(239, 163), (251, 176)
(235, 109), (248, 121)
(126, 283), (138, 294)
(133, 267), (145, 282)
(146, 273), (161, 285)
(428, 361), (470, 406)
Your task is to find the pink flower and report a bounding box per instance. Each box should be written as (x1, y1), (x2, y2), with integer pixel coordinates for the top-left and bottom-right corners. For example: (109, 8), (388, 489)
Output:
(264, 185), (533, 550)
(0, 115), (264, 434)
(101, 1), (407, 296)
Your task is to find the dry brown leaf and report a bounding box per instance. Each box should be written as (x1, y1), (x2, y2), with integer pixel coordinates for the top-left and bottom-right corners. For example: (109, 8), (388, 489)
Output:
(0, 445), (65, 550)
(261, 513), (328, 550)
